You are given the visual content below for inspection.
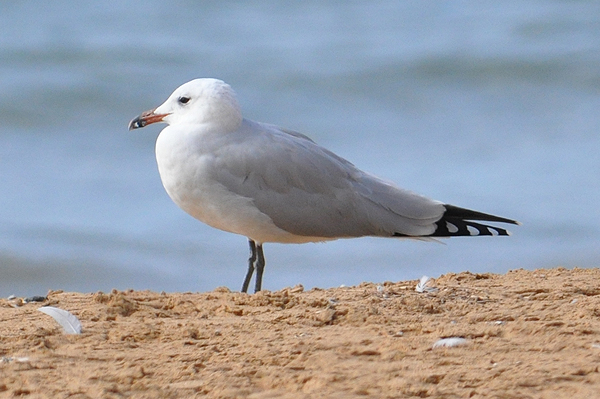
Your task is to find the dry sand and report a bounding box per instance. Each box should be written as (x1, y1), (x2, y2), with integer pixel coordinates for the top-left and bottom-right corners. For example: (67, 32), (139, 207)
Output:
(1, 267), (600, 398)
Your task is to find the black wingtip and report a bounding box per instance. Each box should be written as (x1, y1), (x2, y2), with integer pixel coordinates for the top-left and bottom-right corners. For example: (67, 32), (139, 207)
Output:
(427, 204), (519, 238)
(442, 204), (520, 225)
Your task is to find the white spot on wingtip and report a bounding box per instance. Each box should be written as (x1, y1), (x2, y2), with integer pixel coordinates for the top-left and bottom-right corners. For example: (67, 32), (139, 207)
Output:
(466, 225), (479, 236)
(446, 222), (458, 233)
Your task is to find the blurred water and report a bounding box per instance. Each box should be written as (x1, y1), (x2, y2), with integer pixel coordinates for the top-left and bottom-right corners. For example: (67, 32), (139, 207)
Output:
(1, 1), (599, 295)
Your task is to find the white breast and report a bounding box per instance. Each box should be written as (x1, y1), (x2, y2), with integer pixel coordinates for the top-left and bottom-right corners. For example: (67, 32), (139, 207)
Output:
(154, 125), (326, 244)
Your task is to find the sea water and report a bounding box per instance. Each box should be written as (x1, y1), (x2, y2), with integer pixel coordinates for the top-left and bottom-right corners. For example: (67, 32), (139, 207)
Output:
(1, 1), (599, 295)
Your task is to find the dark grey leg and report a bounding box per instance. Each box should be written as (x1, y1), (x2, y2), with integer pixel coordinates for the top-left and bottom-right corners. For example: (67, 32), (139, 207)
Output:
(241, 239), (257, 293)
(254, 244), (265, 293)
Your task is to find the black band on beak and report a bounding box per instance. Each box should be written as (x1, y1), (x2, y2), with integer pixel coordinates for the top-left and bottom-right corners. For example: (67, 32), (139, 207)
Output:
(128, 108), (168, 131)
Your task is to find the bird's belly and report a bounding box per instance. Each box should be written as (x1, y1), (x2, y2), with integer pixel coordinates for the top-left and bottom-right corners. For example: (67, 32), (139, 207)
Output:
(155, 148), (328, 244)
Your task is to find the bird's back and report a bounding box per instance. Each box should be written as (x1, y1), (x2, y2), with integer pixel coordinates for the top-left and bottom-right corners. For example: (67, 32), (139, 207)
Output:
(185, 119), (446, 241)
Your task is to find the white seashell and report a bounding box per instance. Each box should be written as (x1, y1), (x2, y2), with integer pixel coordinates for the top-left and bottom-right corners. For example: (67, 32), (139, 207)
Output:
(38, 306), (82, 335)
(416, 276), (438, 293)
(433, 337), (468, 349)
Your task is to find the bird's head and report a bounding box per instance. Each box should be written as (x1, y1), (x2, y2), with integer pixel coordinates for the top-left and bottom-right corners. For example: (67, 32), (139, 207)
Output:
(128, 78), (243, 132)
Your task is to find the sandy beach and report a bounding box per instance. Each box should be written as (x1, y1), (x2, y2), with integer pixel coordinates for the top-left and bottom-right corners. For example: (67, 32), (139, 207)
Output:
(1, 267), (599, 398)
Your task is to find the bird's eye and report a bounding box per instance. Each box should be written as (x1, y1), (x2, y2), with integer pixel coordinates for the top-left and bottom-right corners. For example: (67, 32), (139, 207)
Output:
(178, 96), (190, 104)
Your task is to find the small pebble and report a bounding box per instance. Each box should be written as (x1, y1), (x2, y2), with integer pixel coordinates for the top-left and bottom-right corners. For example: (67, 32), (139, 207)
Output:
(24, 296), (47, 303)
(290, 284), (304, 293)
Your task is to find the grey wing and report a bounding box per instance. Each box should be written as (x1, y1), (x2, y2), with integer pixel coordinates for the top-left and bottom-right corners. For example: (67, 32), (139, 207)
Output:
(212, 120), (445, 238)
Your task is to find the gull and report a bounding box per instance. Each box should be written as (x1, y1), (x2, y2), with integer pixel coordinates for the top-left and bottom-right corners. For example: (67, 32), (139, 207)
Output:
(129, 78), (519, 293)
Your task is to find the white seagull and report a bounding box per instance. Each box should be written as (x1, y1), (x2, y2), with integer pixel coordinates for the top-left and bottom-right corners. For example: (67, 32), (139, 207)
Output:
(129, 78), (518, 293)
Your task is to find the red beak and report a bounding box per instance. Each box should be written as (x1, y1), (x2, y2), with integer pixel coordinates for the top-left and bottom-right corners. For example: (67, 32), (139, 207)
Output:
(128, 108), (169, 130)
